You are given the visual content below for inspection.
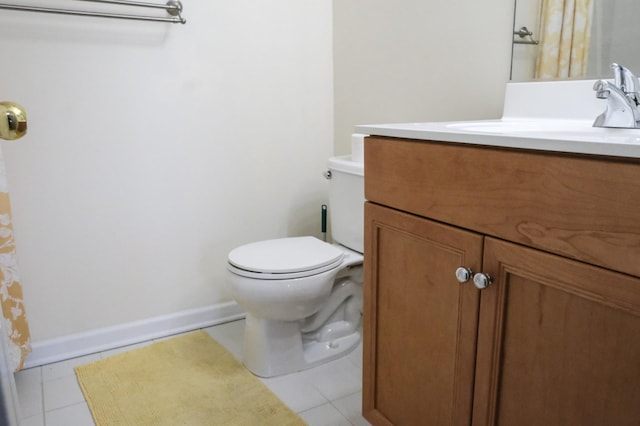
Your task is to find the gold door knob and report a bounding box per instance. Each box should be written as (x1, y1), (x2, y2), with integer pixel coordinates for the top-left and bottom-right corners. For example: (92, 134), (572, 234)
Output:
(0, 102), (28, 141)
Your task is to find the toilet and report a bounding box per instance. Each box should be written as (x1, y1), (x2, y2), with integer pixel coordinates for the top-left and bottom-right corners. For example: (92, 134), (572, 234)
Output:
(226, 155), (364, 377)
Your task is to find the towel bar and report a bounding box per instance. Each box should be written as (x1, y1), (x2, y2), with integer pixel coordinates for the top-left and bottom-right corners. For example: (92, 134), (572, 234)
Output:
(0, 0), (186, 24)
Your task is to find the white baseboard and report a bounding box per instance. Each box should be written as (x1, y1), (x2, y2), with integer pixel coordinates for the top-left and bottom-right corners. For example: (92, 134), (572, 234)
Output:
(23, 301), (245, 369)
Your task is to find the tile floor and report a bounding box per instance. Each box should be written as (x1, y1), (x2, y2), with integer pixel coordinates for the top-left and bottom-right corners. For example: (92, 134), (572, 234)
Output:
(14, 319), (370, 426)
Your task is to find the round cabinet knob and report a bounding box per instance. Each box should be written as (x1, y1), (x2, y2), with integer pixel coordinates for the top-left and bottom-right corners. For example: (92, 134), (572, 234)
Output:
(455, 267), (473, 283)
(473, 273), (493, 290)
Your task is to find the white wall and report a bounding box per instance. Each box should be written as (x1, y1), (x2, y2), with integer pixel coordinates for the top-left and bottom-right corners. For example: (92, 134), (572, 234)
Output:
(333, 0), (514, 153)
(1, 0), (516, 348)
(0, 1), (334, 342)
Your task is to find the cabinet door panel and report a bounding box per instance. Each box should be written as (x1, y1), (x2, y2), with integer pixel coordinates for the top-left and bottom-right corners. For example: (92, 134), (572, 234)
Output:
(474, 237), (640, 426)
(364, 202), (483, 426)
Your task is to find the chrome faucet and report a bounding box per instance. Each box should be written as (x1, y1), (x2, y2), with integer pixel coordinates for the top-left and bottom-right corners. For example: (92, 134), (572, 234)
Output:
(613, 62), (640, 105)
(593, 63), (640, 129)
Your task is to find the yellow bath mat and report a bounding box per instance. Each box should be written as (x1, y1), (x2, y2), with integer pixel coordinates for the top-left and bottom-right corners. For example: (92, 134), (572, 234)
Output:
(74, 330), (305, 425)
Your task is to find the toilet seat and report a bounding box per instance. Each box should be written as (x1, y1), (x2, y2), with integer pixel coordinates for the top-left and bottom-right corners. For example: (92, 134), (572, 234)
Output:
(228, 236), (345, 280)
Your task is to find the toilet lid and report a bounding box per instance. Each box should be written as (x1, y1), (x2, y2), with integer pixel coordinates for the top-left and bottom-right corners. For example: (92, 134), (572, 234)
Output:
(228, 236), (344, 274)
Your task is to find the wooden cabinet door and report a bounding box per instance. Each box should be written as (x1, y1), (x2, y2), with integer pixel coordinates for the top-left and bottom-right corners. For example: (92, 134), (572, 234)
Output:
(363, 202), (483, 426)
(473, 237), (640, 426)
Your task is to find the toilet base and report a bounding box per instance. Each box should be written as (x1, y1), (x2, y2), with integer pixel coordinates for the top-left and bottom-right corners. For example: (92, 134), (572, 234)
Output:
(302, 331), (361, 365)
(242, 313), (361, 377)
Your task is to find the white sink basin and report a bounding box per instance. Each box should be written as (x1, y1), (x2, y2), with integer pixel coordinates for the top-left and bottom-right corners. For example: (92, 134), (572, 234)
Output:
(445, 119), (640, 143)
(445, 119), (593, 134)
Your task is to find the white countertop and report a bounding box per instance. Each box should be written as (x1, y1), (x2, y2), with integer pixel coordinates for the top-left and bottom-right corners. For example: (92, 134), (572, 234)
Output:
(356, 119), (640, 158)
(355, 80), (640, 159)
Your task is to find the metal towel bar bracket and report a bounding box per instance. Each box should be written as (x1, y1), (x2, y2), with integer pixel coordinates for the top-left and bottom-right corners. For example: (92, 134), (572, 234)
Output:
(0, 0), (186, 24)
(513, 26), (539, 45)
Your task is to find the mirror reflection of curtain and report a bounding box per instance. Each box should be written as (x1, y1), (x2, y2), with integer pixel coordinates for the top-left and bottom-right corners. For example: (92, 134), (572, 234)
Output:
(535, 0), (594, 79)
(0, 149), (31, 371)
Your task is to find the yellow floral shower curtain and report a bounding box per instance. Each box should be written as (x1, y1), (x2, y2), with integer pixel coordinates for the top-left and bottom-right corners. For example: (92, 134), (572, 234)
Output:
(535, 0), (594, 79)
(0, 148), (31, 371)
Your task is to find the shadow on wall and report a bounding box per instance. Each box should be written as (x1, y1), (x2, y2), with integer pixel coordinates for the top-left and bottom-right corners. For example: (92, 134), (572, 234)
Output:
(287, 181), (328, 240)
(0, 9), (171, 46)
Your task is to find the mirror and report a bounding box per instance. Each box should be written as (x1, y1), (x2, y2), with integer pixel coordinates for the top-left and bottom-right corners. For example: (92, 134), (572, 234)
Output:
(511, 0), (640, 81)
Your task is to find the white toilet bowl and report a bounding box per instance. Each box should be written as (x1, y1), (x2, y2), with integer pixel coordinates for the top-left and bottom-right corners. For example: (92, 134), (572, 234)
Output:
(226, 154), (365, 377)
(227, 236), (363, 377)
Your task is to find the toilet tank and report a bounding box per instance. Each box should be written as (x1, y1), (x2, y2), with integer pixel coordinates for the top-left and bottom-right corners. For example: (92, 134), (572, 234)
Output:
(327, 155), (364, 253)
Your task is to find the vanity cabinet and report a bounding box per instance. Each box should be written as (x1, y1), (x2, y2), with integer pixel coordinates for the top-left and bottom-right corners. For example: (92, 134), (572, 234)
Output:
(362, 136), (640, 426)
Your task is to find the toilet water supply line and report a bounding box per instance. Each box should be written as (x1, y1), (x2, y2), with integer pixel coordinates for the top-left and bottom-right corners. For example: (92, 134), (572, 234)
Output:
(321, 204), (327, 241)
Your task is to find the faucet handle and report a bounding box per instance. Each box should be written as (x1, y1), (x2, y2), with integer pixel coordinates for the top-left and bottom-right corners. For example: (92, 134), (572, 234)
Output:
(593, 80), (610, 99)
(612, 63), (640, 102)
